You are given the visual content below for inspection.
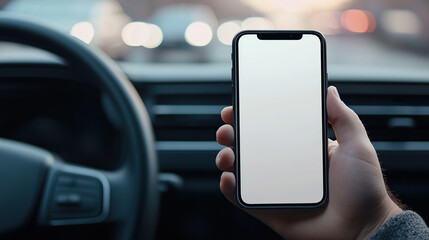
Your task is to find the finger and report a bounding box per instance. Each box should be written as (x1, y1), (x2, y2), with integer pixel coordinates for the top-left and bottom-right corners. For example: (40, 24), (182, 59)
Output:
(328, 138), (338, 151)
(216, 124), (234, 147)
(327, 86), (369, 145)
(220, 172), (236, 204)
(221, 106), (233, 125)
(328, 139), (338, 160)
(216, 147), (235, 172)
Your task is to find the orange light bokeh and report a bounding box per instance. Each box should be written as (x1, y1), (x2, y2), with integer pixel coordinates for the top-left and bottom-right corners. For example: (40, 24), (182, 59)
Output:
(341, 9), (376, 33)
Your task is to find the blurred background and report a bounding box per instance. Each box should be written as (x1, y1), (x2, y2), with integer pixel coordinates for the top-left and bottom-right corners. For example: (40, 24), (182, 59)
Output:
(1, 0), (428, 68)
(0, 0), (429, 239)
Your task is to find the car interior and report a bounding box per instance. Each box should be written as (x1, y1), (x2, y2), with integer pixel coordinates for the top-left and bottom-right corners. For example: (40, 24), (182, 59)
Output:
(0, 0), (428, 239)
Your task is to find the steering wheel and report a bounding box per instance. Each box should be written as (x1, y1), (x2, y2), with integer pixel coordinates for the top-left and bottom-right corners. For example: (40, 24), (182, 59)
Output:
(0, 14), (159, 239)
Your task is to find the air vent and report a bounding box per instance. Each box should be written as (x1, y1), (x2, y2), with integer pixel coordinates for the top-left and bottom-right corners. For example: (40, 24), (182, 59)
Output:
(149, 83), (231, 142)
(334, 82), (429, 171)
(335, 83), (429, 142)
(135, 80), (429, 172)
(137, 82), (231, 172)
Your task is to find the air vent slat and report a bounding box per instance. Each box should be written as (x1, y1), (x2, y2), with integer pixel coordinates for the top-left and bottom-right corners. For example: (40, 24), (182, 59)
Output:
(157, 141), (223, 151)
(373, 141), (429, 151)
(351, 105), (429, 116)
(153, 105), (226, 115)
(155, 140), (429, 152)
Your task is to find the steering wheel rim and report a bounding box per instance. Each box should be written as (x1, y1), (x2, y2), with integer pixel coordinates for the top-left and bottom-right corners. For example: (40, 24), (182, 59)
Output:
(0, 13), (159, 239)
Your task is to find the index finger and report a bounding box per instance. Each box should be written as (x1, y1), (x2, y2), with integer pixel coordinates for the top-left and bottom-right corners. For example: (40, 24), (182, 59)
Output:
(221, 106), (233, 125)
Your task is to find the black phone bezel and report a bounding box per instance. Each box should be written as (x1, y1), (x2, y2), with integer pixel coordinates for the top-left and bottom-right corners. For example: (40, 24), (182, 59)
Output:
(232, 30), (329, 209)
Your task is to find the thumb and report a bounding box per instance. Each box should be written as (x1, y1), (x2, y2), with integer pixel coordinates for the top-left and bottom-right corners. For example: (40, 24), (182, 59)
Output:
(327, 86), (369, 145)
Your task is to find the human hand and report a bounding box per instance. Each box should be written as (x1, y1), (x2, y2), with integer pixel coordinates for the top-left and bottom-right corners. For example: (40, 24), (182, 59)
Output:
(215, 86), (403, 239)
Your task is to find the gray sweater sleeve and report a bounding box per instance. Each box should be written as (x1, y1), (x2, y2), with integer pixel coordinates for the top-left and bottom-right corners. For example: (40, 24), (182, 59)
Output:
(371, 211), (429, 240)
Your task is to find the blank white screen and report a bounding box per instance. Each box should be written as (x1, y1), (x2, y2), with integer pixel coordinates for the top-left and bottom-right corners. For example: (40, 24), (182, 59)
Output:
(238, 34), (324, 204)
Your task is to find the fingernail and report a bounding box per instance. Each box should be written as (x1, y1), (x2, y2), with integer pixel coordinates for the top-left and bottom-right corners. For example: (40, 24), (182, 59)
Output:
(216, 151), (222, 165)
(332, 86), (341, 100)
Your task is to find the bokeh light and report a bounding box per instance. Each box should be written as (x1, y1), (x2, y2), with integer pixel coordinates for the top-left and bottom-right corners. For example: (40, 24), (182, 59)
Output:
(121, 21), (163, 48)
(341, 9), (376, 33)
(70, 22), (94, 44)
(381, 10), (421, 35)
(217, 21), (241, 45)
(122, 22), (148, 46)
(185, 22), (213, 47)
(142, 24), (163, 48)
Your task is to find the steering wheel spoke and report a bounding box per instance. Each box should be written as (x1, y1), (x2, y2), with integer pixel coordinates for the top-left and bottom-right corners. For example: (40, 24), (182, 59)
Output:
(38, 160), (110, 226)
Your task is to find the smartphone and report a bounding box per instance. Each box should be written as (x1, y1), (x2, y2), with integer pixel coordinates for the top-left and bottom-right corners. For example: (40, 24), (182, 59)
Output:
(232, 31), (328, 208)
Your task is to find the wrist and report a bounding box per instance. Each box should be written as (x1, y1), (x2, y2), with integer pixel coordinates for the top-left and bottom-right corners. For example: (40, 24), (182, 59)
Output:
(356, 198), (403, 240)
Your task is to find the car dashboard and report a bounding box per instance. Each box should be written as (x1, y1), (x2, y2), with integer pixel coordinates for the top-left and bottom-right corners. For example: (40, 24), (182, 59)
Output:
(0, 58), (428, 239)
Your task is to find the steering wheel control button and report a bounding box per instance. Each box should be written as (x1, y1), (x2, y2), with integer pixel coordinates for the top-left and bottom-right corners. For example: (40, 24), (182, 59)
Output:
(55, 193), (82, 206)
(49, 174), (102, 220)
(57, 175), (75, 187)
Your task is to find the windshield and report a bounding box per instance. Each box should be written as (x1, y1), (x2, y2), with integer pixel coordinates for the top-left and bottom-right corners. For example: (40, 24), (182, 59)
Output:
(2, 0), (429, 68)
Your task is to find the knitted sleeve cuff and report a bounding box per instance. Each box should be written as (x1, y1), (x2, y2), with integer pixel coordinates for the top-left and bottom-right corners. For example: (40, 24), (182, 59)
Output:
(370, 210), (429, 240)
